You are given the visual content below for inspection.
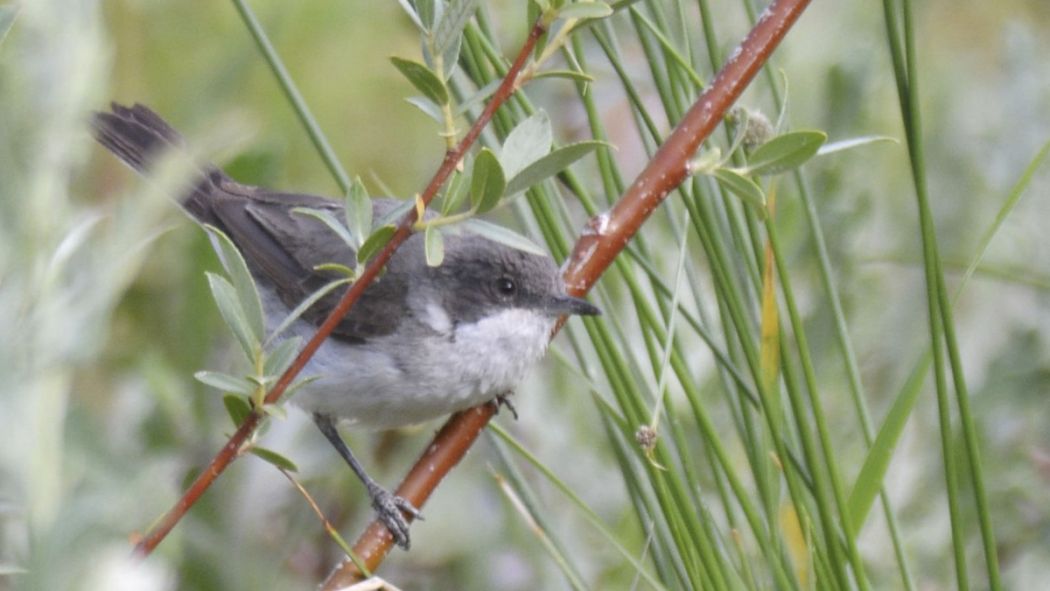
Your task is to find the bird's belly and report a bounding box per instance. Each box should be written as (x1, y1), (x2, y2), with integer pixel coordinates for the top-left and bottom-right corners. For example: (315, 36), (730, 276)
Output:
(291, 309), (554, 429)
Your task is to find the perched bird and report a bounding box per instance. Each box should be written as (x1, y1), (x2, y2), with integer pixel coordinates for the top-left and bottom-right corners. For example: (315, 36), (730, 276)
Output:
(91, 103), (600, 549)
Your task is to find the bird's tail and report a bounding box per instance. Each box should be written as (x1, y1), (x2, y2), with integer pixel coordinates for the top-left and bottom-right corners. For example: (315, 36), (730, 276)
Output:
(91, 102), (225, 224)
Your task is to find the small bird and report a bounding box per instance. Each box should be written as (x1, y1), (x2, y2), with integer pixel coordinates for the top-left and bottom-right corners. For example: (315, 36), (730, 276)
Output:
(91, 103), (600, 549)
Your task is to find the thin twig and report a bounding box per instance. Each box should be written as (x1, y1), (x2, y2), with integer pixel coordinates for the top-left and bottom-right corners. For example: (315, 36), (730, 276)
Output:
(131, 16), (549, 558)
(322, 0), (811, 586)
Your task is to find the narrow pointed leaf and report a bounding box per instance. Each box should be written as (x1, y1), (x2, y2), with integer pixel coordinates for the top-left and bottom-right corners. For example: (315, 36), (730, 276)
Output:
(415, 0), (438, 30)
(440, 169), (470, 215)
(712, 168), (766, 212)
(405, 96), (444, 123)
(505, 140), (606, 196)
(390, 56), (449, 105)
(266, 278), (352, 347)
(222, 394), (252, 427)
(373, 198), (415, 230)
(424, 225), (445, 267)
(195, 371), (255, 396)
(745, 130), (827, 176)
(206, 272), (260, 359)
(460, 219), (547, 256)
(249, 446), (299, 473)
(531, 69), (595, 83)
(264, 337), (303, 378)
(500, 111), (552, 179)
(848, 362), (927, 532)
(291, 207), (356, 248)
(344, 177), (372, 250)
(470, 148), (506, 213)
(205, 226), (264, 347)
(817, 135), (897, 157)
(358, 225), (397, 264)
(395, 0), (425, 31)
(312, 263), (357, 277)
(433, 0), (477, 77)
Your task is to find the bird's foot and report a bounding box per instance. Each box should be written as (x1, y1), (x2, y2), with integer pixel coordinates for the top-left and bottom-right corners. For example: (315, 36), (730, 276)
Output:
(368, 483), (422, 550)
(493, 393), (519, 420)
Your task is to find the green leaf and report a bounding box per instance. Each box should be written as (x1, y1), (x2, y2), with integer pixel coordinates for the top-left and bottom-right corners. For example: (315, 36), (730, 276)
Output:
(817, 135), (898, 157)
(390, 56), (449, 105)
(312, 263), (357, 277)
(395, 0), (426, 31)
(459, 219), (547, 256)
(505, 140), (605, 196)
(712, 168), (766, 213)
(470, 148), (506, 214)
(531, 69), (595, 83)
(344, 177), (372, 250)
(433, 0), (477, 78)
(291, 207), (355, 248)
(424, 225), (445, 267)
(557, 2), (613, 20)
(357, 225), (397, 264)
(848, 362), (927, 532)
(266, 278), (352, 346)
(405, 96), (444, 123)
(264, 337), (302, 379)
(195, 371), (254, 395)
(440, 169), (470, 215)
(500, 111), (552, 179)
(205, 226), (264, 348)
(415, 0), (438, 29)
(206, 272), (260, 360)
(744, 130), (827, 176)
(222, 394), (252, 427)
(437, 33), (462, 80)
(373, 199), (415, 230)
(249, 446), (299, 473)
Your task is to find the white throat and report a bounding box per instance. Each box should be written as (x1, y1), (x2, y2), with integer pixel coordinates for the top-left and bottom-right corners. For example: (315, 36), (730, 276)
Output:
(449, 307), (555, 394)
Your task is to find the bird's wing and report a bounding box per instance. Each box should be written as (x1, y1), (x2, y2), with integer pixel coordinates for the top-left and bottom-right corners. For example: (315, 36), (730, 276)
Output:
(207, 183), (411, 342)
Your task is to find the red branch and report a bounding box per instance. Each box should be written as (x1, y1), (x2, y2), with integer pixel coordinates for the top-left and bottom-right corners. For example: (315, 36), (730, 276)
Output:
(131, 19), (548, 557)
(321, 0), (812, 586)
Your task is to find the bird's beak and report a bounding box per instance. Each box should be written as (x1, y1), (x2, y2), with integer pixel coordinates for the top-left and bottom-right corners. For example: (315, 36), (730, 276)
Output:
(545, 294), (602, 317)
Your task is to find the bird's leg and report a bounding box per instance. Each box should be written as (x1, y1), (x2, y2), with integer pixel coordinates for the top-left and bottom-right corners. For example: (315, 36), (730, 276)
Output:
(492, 392), (519, 420)
(312, 413), (422, 550)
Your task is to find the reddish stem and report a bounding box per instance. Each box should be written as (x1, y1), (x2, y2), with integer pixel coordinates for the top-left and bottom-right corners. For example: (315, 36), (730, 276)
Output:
(322, 0), (812, 586)
(132, 18), (548, 557)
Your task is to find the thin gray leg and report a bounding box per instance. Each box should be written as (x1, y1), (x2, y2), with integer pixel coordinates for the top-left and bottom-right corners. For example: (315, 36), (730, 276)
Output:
(312, 413), (422, 550)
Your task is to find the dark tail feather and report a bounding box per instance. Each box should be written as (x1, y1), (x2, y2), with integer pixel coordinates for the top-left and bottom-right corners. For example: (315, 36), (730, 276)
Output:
(91, 103), (225, 224)
(91, 103), (187, 173)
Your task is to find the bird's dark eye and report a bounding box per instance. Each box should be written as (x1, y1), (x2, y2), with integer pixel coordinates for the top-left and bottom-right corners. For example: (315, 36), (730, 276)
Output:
(496, 277), (517, 295)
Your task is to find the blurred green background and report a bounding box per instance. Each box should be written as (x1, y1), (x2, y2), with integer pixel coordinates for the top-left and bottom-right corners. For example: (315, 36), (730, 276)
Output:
(2, 0), (1049, 589)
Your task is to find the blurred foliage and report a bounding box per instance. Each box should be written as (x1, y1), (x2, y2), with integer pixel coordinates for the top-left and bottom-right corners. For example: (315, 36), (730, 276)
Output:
(1, 0), (1049, 589)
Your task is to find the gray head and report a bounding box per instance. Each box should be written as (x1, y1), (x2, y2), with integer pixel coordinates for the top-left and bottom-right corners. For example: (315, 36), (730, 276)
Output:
(422, 234), (600, 326)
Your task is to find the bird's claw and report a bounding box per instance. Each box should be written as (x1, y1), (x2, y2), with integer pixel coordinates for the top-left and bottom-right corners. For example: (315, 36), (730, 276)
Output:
(493, 393), (519, 420)
(369, 485), (422, 550)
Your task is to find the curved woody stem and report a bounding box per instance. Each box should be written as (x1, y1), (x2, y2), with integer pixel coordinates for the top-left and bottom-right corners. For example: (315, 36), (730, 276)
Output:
(322, 0), (812, 586)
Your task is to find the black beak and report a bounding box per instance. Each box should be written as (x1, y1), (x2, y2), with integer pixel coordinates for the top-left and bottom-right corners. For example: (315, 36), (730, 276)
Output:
(545, 294), (602, 316)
